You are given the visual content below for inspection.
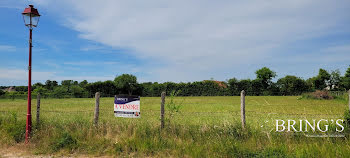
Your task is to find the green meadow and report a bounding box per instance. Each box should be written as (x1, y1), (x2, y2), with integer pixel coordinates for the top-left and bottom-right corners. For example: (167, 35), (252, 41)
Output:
(0, 96), (349, 157)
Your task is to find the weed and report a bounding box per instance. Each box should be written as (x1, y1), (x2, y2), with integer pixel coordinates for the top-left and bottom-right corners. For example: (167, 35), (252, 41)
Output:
(51, 131), (77, 152)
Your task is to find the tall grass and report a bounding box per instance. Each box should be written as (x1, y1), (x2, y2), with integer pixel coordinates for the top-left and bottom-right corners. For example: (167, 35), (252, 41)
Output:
(0, 96), (349, 157)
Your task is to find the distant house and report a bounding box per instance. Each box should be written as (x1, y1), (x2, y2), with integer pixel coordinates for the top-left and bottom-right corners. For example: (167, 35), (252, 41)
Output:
(203, 80), (228, 88)
(4, 86), (15, 92)
(215, 81), (228, 88)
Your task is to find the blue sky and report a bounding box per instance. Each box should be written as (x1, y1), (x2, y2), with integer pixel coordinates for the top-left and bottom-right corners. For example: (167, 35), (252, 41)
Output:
(0, 0), (349, 86)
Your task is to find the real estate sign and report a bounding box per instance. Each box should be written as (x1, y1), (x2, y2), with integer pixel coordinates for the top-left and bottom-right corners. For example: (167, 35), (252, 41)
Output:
(114, 95), (140, 118)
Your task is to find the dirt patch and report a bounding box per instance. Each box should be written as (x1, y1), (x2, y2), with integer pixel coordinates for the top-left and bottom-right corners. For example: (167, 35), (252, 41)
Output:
(0, 145), (112, 158)
(0, 145), (41, 158)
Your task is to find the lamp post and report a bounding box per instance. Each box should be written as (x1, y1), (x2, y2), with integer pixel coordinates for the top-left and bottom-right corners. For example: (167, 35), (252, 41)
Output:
(22, 4), (40, 143)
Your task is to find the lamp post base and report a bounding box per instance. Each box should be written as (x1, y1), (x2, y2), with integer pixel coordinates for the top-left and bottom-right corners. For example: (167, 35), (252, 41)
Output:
(25, 114), (31, 143)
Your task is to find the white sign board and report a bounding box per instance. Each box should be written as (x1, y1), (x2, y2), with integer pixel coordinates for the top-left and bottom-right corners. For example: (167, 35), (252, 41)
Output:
(114, 95), (140, 118)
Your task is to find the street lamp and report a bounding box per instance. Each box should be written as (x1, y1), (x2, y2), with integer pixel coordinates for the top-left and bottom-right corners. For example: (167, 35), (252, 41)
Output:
(22, 4), (40, 143)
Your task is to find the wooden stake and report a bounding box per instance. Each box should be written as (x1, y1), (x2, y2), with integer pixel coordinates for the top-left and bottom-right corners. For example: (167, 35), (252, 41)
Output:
(94, 92), (100, 126)
(241, 90), (246, 129)
(160, 91), (166, 129)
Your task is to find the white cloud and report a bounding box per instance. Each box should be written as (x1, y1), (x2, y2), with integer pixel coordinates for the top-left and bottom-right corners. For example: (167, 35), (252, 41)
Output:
(80, 45), (106, 51)
(0, 68), (114, 85)
(0, 45), (16, 52)
(323, 44), (350, 53)
(0, 0), (26, 9)
(54, 76), (113, 82)
(63, 61), (119, 66)
(63, 61), (96, 66)
(32, 0), (350, 82)
(0, 68), (55, 81)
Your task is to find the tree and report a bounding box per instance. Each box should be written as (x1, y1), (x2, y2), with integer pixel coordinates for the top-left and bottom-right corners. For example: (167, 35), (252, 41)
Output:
(61, 80), (74, 92)
(45, 80), (52, 90)
(71, 85), (87, 98)
(228, 78), (239, 95)
(79, 80), (88, 88)
(236, 79), (252, 95)
(33, 86), (48, 95)
(200, 80), (227, 96)
(45, 80), (58, 90)
(255, 67), (277, 90)
(114, 74), (138, 95)
(329, 70), (341, 90)
(101, 80), (118, 97)
(52, 81), (58, 87)
(33, 82), (44, 88)
(277, 75), (308, 95)
(52, 86), (68, 98)
(164, 82), (177, 94)
(251, 79), (263, 96)
(0, 90), (5, 96)
(141, 82), (154, 96)
(312, 69), (331, 90)
(341, 66), (350, 90)
(14, 86), (28, 92)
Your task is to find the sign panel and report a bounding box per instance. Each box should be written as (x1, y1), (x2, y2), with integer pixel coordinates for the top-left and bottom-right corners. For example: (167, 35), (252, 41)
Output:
(114, 95), (140, 118)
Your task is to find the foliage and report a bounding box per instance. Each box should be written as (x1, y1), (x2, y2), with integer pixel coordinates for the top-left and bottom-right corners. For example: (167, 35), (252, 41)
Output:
(61, 80), (74, 92)
(0, 112), (26, 143)
(302, 90), (334, 100)
(14, 86), (28, 92)
(277, 75), (308, 95)
(70, 85), (88, 98)
(33, 86), (48, 95)
(344, 111), (350, 129)
(311, 69), (331, 90)
(236, 79), (252, 94)
(79, 80), (88, 88)
(3, 66), (350, 98)
(0, 96), (349, 157)
(114, 74), (138, 95)
(255, 67), (277, 90)
(340, 67), (350, 90)
(330, 70), (341, 90)
(52, 86), (69, 98)
(52, 132), (77, 152)
(166, 90), (183, 117)
(86, 80), (118, 97)
(45, 80), (58, 90)
(227, 78), (238, 95)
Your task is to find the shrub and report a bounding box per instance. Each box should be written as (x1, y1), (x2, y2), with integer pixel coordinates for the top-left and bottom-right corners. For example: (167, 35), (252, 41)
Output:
(302, 90), (334, 100)
(344, 111), (350, 128)
(52, 132), (77, 152)
(0, 90), (5, 96)
(1, 112), (26, 143)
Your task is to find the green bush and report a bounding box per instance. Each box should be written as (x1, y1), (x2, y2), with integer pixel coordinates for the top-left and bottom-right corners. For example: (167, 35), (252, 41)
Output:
(302, 90), (334, 100)
(344, 111), (350, 128)
(0, 90), (5, 96)
(0, 112), (26, 143)
(52, 132), (77, 152)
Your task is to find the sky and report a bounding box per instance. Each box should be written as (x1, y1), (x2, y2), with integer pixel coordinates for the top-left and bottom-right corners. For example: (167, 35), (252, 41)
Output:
(0, 0), (349, 86)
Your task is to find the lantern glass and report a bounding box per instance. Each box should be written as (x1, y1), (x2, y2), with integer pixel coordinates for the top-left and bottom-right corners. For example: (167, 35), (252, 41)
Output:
(23, 13), (40, 27)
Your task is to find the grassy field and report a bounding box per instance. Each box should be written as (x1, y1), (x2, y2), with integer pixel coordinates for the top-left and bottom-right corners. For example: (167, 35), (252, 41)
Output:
(0, 96), (349, 157)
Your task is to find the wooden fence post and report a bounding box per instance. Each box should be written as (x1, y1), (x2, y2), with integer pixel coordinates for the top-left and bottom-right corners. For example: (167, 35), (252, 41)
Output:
(241, 90), (246, 129)
(36, 93), (40, 128)
(94, 92), (100, 126)
(160, 91), (166, 129)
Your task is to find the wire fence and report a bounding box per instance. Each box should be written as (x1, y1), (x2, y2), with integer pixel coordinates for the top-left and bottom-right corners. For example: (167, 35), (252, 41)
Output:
(0, 109), (343, 117)
(0, 90), (348, 128)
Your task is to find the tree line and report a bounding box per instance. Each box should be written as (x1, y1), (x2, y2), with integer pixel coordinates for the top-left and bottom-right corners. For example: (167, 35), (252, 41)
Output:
(1, 66), (350, 98)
